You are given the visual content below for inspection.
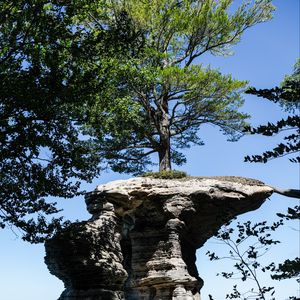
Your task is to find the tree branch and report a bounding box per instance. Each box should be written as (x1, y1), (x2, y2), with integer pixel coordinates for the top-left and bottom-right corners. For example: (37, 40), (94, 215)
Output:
(269, 186), (300, 199)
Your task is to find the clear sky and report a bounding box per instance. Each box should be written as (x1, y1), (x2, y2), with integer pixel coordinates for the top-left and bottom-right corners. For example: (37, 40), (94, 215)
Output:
(0, 1), (299, 299)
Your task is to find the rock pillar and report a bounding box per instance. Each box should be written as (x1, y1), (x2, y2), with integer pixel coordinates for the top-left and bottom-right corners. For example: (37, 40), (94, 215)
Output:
(45, 202), (127, 299)
(45, 176), (273, 299)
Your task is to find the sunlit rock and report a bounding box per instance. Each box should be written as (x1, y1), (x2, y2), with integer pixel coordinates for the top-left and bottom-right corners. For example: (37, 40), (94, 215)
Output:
(45, 176), (273, 300)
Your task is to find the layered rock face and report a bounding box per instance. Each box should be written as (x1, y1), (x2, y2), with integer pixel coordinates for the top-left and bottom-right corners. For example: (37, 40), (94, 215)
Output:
(45, 176), (273, 300)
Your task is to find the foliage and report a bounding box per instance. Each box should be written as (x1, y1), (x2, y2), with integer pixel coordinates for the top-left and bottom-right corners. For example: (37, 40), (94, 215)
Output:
(277, 205), (300, 221)
(207, 220), (282, 299)
(141, 170), (187, 179)
(244, 59), (300, 163)
(0, 0), (143, 242)
(240, 61), (300, 298)
(85, 0), (275, 172)
(273, 205), (300, 284)
(0, 0), (275, 241)
(270, 258), (300, 282)
(207, 206), (300, 299)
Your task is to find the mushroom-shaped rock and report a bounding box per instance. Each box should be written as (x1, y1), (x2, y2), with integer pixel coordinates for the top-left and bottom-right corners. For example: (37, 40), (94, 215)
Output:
(45, 176), (273, 300)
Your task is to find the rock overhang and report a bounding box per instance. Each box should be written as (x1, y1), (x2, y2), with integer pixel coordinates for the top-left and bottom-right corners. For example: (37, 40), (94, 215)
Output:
(85, 176), (273, 217)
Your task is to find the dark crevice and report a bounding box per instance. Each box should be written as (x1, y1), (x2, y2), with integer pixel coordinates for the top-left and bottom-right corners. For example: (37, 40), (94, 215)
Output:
(180, 237), (204, 290)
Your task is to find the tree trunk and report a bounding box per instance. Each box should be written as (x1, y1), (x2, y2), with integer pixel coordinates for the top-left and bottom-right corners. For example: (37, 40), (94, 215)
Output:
(158, 107), (171, 172)
(158, 138), (171, 171)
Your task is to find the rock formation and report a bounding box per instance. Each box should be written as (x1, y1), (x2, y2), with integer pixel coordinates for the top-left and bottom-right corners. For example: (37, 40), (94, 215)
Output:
(45, 176), (273, 299)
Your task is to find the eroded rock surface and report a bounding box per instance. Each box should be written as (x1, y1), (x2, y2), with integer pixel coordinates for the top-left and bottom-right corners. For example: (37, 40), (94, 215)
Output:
(45, 202), (127, 299)
(45, 176), (273, 300)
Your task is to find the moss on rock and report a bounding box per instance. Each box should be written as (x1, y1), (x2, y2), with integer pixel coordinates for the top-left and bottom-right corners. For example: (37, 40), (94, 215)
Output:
(141, 170), (188, 179)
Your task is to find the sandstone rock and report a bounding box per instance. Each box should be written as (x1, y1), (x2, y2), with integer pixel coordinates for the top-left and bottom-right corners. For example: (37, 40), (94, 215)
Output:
(45, 176), (273, 300)
(45, 202), (127, 299)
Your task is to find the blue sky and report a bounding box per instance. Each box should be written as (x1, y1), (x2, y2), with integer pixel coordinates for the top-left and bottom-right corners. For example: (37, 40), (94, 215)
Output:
(0, 1), (299, 299)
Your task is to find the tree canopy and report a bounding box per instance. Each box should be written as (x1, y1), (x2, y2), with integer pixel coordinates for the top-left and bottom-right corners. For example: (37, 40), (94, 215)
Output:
(241, 60), (300, 299)
(0, 0), (275, 241)
(0, 0), (143, 242)
(85, 0), (275, 173)
(244, 59), (300, 163)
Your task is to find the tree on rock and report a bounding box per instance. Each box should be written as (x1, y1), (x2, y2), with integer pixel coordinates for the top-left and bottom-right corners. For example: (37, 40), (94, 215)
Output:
(85, 0), (275, 173)
(0, 0), (275, 241)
